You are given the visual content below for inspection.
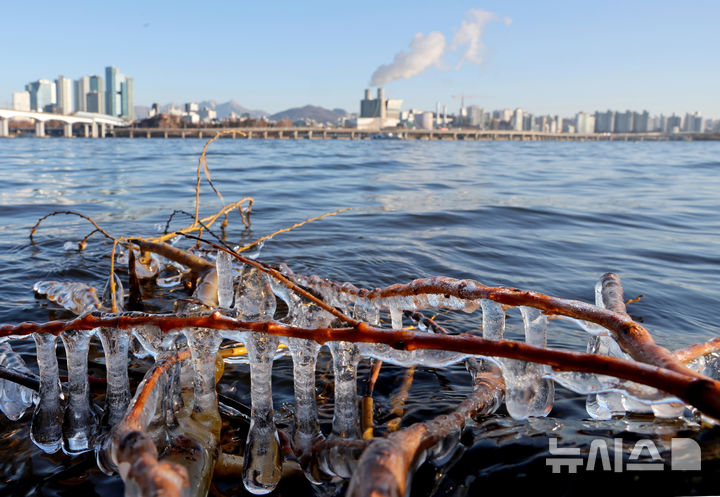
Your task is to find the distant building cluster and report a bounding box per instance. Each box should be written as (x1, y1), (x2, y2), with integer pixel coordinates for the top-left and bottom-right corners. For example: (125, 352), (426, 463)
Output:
(356, 89), (718, 134)
(11, 66), (134, 121)
(146, 102), (218, 124)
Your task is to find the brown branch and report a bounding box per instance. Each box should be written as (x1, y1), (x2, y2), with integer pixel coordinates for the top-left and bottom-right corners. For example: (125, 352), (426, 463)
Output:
(30, 210), (116, 244)
(295, 274), (701, 380)
(235, 207), (351, 254)
(4, 312), (720, 418)
(131, 239), (213, 274)
(347, 362), (504, 497)
(193, 129), (248, 227)
(675, 337), (720, 363)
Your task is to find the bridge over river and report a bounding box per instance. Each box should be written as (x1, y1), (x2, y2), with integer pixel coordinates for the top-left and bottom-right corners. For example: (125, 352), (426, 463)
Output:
(0, 108), (128, 137)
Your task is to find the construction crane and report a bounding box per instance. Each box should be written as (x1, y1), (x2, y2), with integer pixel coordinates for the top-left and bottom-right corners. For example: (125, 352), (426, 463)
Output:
(451, 94), (483, 110)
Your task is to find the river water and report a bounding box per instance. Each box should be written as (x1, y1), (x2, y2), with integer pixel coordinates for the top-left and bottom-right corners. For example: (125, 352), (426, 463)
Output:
(0, 138), (719, 495)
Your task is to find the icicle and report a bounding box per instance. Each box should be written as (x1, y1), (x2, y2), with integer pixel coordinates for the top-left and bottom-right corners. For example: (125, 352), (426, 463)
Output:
(215, 250), (234, 308)
(61, 329), (97, 454)
(31, 333), (63, 453)
(243, 332), (282, 495)
(481, 299), (505, 340)
(501, 307), (554, 420)
(287, 338), (322, 462)
(0, 342), (36, 420)
(328, 341), (361, 439)
(183, 328), (223, 412)
(97, 328), (130, 427)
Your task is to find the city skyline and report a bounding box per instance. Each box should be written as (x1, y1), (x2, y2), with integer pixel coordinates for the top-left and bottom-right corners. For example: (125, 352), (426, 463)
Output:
(1, 1), (718, 119)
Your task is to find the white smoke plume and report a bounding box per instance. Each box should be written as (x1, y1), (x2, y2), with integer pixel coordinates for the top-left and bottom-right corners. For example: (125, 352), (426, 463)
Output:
(451, 8), (499, 68)
(370, 31), (446, 87)
(369, 8), (509, 86)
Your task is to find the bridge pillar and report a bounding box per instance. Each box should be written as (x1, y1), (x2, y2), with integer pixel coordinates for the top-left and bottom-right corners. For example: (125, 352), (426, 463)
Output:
(0, 118), (8, 137)
(247, 131), (252, 139)
(84, 124), (90, 138)
(146, 130), (151, 138)
(91, 122), (98, 138)
(63, 123), (72, 138)
(35, 120), (45, 137)
(307, 130), (313, 139)
(100, 123), (106, 138)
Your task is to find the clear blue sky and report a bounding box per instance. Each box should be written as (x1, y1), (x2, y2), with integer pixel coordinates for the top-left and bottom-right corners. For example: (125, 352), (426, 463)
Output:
(2, 1), (718, 118)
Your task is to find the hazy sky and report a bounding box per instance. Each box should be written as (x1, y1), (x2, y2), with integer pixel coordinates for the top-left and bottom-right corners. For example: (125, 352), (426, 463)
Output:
(2, 1), (718, 117)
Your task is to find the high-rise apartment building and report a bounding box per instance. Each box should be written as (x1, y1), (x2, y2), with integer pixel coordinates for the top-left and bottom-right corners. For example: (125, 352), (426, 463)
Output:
(614, 111), (633, 133)
(105, 66), (134, 120)
(594, 110), (615, 133)
(74, 76), (90, 112)
(25, 79), (56, 112)
(55, 75), (72, 114)
(511, 108), (524, 131)
(12, 91), (30, 111)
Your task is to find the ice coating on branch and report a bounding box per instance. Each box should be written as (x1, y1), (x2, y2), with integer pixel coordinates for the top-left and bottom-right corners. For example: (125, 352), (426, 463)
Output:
(329, 341), (361, 439)
(0, 342), (36, 420)
(132, 326), (177, 358)
(243, 332), (282, 495)
(215, 250), (234, 308)
(61, 329), (97, 454)
(586, 274), (628, 419)
(548, 370), (679, 404)
(359, 343), (467, 368)
(31, 333), (63, 453)
(33, 280), (102, 315)
(97, 328), (131, 426)
(116, 249), (164, 279)
(234, 266), (276, 322)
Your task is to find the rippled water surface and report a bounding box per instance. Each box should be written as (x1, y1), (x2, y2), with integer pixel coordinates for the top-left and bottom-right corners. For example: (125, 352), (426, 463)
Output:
(1, 138), (719, 495)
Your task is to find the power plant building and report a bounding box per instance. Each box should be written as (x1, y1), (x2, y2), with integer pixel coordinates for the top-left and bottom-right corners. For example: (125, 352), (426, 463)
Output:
(357, 88), (402, 130)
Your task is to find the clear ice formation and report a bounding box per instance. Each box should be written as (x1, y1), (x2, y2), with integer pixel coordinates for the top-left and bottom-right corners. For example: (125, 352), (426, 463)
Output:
(21, 269), (718, 493)
(242, 331), (283, 495)
(499, 307), (554, 419)
(33, 280), (102, 314)
(97, 328), (131, 426)
(585, 276), (635, 419)
(31, 332), (64, 453)
(328, 341), (362, 439)
(477, 300), (554, 419)
(61, 329), (97, 454)
(0, 342), (36, 420)
(215, 250), (234, 309)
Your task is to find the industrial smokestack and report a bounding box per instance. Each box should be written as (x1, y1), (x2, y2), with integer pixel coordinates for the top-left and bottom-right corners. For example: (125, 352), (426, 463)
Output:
(364, 89), (372, 100)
